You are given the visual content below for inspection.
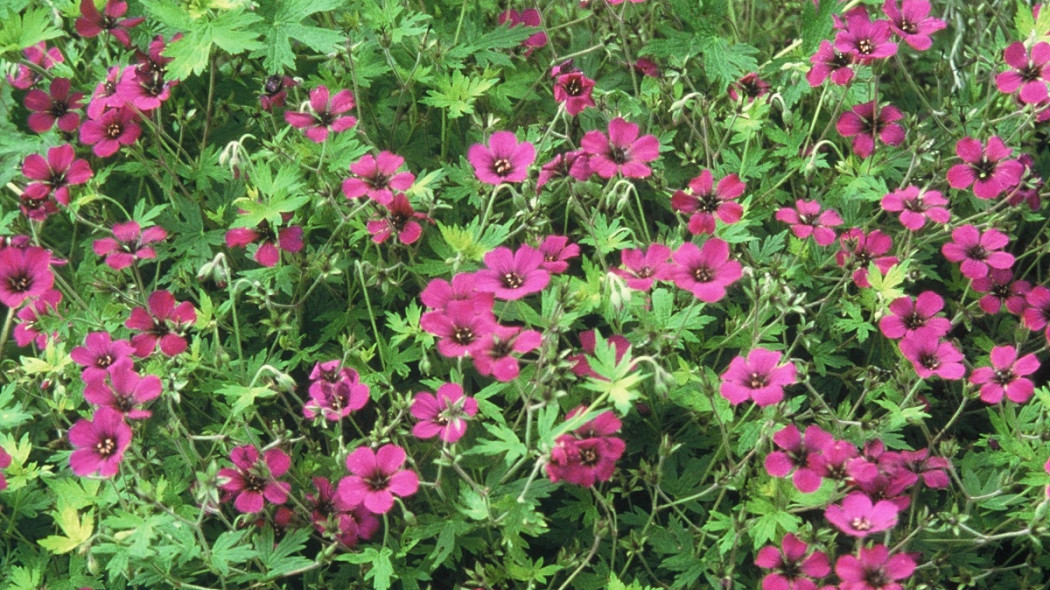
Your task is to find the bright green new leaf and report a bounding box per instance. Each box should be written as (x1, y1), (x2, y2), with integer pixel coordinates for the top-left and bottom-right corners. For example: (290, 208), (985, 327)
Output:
(38, 507), (94, 555)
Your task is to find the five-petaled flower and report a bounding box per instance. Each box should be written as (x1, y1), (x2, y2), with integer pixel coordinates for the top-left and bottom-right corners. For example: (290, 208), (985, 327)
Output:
(720, 348), (798, 407)
(284, 86), (357, 143)
(474, 244), (551, 300)
(336, 444), (419, 514)
(825, 491), (901, 537)
(945, 136), (1024, 200)
(969, 345), (1040, 404)
(940, 225), (1014, 280)
(93, 221), (168, 270)
(671, 170), (746, 235)
(68, 406), (133, 478)
(836, 101), (905, 158)
(410, 383), (479, 443)
(467, 131), (536, 185)
(580, 117), (660, 179)
(996, 42), (1050, 104)
(754, 533), (831, 590)
(124, 290), (196, 357)
(667, 239), (742, 303)
(218, 445), (292, 514)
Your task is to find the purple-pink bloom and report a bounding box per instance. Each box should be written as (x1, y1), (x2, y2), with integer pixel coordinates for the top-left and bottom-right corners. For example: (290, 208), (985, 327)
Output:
(474, 245), (550, 300)
(835, 544), (916, 590)
(22, 144), (93, 207)
(940, 225), (1014, 280)
(87, 67), (127, 119)
(284, 86), (357, 143)
(670, 170), (746, 235)
(536, 150), (591, 191)
(0, 246), (54, 309)
(880, 186), (950, 230)
(472, 325), (542, 381)
(24, 78), (83, 133)
(420, 299), (498, 358)
(497, 9), (548, 56)
(836, 101), (905, 158)
(7, 43), (63, 90)
(973, 268), (1030, 315)
(835, 228), (898, 287)
(728, 72), (771, 102)
(337, 444), (419, 514)
(124, 290), (196, 357)
(895, 448), (951, 489)
(306, 477), (379, 547)
(226, 218), (303, 267)
(899, 327), (965, 380)
(83, 358), (162, 420)
(93, 221), (167, 270)
(835, 9), (898, 61)
(765, 423), (834, 493)
(75, 0), (144, 48)
(553, 70), (596, 115)
(218, 445), (292, 514)
(303, 361), (370, 421)
(79, 107), (142, 158)
(580, 117), (660, 179)
(667, 239), (742, 302)
(0, 447), (10, 491)
(825, 491), (900, 537)
(882, 0), (946, 51)
(996, 42), (1050, 104)
(68, 406), (132, 478)
(754, 533), (831, 590)
(537, 235), (579, 274)
(808, 40), (857, 87)
(969, 345), (1040, 404)
(1022, 286), (1050, 343)
(611, 243), (672, 291)
(879, 291), (952, 340)
(71, 331), (135, 380)
(341, 151), (415, 205)
(259, 75), (297, 111)
(720, 348), (798, 407)
(365, 194), (429, 245)
(467, 131), (536, 185)
(14, 288), (62, 350)
(546, 407), (626, 487)
(410, 383), (478, 443)
(945, 136), (1024, 200)
(775, 200), (842, 246)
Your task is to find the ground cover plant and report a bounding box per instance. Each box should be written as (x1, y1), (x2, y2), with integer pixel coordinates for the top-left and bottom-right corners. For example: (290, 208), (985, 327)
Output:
(2, 0), (1050, 588)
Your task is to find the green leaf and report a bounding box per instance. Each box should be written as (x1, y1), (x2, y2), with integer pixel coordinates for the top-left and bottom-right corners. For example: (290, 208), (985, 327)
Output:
(801, 0), (836, 53)
(210, 530), (257, 576)
(700, 37), (759, 87)
(1017, 1), (1036, 37)
(336, 547), (394, 590)
(215, 384), (276, 415)
(0, 8), (64, 55)
(421, 70), (498, 119)
(253, 0), (344, 72)
(156, 5), (263, 79)
(39, 507), (94, 555)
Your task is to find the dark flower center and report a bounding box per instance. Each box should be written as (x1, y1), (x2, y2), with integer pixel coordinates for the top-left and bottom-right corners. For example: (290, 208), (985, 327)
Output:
(692, 265), (714, 282)
(492, 158), (513, 176)
(741, 79), (763, 98)
(635, 266), (654, 278)
(747, 372), (767, 389)
(501, 272), (524, 289)
(830, 51), (853, 69)
(898, 19), (918, 34)
(244, 473), (267, 493)
(857, 39), (875, 55)
(95, 436), (117, 457)
(609, 146), (630, 164)
(564, 76), (583, 96)
(264, 75), (283, 95)
(854, 251), (873, 266)
(390, 212), (408, 232)
(490, 338), (513, 358)
(316, 111), (335, 127)
(365, 471), (390, 491)
(991, 283), (1011, 299)
(864, 567), (890, 587)
(49, 99), (69, 117)
(973, 159), (997, 180)
(96, 353), (115, 368)
(1020, 64), (1043, 82)
(579, 447), (599, 466)
(699, 194), (720, 213)
(993, 368), (1016, 385)
(101, 15), (117, 30)
(103, 80), (117, 97)
(902, 196), (927, 212)
(965, 245), (988, 261)
(7, 273), (31, 293)
(920, 353), (941, 370)
(114, 395), (134, 413)
(48, 170), (68, 188)
(105, 123), (123, 139)
(903, 311), (926, 330)
(1042, 306), (1050, 322)
(149, 321), (171, 337)
(366, 174), (391, 189)
(451, 326), (475, 345)
(776, 557), (803, 579)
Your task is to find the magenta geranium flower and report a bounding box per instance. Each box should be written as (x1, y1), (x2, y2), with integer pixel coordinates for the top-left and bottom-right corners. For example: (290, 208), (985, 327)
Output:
(259, 75), (297, 111)
(765, 423), (834, 493)
(474, 244), (550, 300)
(581, 117), (660, 179)
(825, 491), (900, 537)
(411, 383), (478, 443)
(284, 86), (357, 143)
(337, 444), (419, 514)
(467, 131), (536, 185)
(996, 42), (1050, 104)
(837, 101), (905, 158)
(536, 150), (591, 191)
(24, 78), (83, 133)
(611, 243), (672, 291)
(775, 200), (843, 246)
(670, 170), (746, 235)
(218, 445), (292, 514)
(75, 0), (144, 48)
(973, 268), (1030, 315)
(116, 63), (173, 112)
(341, 151), (415, 205)
(366, 193), (429, 245)
(87, 67), (127, 119)
(895, 448), (951, 489)
(835, 228), (898, 287)
(546, 407), (626, 487)
(0, 246), (54, 309)
(22, 144), (93, 207)
(420, 299), (498, 358)
(835, 8), (898, 61)
(93, 221), (168, 270)
(497, 9), (548, 56)
(0, 447), (10, 490)
(720, 348), (798, 407)
(7, 42), (63, 90)
(303, 360), (370, 421)
(68, 406), (132, 478)
(83, 359), (162, 420)
(553, 70), (596, 115)
(969, 346), (1040, 404)
(835, 544), (916, 590)
(226, 219), (303, 267)
(899, 328), (965, 380)
(946, 136), (1024, 200)
(71, 331), (135, 379)
(667, 239), (742, 302)
(537, 235), (579, 274)
(472, 325), (542, 381)
(879, 291), (952, 340)
(941, 225), (1014, 279)
(754, 533), (831, 590)
(880, 186), (950, 230)
(728, 72), (771, 102)
(79, 107), (142, 158)
(306, 477), (379, 547)
(420, 272), (490, 312)
(124, 290), (196, 357)
(882, 0), (946, 51)
(808, 39), (857, 87)
(1022, 286), (1050, 342)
